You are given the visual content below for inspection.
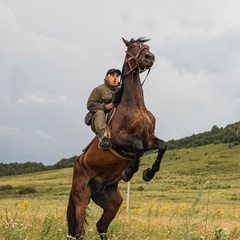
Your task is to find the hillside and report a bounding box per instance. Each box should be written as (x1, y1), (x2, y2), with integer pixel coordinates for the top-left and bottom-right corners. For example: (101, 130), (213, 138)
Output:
(1, 121), (239, 176)
(0, 143), (239, 202)
(1, 143), (240, 240)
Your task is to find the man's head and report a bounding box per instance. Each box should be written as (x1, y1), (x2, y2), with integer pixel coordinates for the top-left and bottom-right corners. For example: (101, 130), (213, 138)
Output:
(105, 68), (121, 87)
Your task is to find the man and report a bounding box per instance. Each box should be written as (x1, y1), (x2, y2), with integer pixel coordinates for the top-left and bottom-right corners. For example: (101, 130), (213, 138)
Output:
(87, 68), (121, 149)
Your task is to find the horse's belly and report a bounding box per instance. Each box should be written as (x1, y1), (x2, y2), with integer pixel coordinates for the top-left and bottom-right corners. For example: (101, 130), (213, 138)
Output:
(83, 143), (131, 182)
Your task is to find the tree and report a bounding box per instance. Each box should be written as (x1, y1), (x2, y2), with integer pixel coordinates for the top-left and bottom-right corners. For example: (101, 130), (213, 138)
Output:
(211, 125), (220, 134)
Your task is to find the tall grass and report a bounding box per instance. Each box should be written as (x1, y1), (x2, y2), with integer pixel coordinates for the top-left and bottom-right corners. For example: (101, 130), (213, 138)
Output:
(0, 199), (67, 240)
(0, 185), (239, 240)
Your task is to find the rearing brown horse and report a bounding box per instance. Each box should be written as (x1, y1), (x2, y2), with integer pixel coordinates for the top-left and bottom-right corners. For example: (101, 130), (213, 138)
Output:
(67, 37), (167, 240)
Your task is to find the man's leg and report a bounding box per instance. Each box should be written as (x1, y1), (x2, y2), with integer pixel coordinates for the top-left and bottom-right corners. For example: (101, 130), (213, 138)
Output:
(91, 111), (111, 149)
(91, 110), (106, 136)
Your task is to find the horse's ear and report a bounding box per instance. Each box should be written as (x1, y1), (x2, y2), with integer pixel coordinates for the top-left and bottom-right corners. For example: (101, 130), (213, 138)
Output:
(122, 38), (129, 47)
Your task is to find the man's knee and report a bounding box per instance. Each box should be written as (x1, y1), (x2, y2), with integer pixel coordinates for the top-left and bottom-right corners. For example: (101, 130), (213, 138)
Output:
(94, 110), (105, 119)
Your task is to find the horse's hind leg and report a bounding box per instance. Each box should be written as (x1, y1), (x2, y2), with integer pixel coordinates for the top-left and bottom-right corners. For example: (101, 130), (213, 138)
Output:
(67, 158), (91, 240)
(67, 191), (76, 237)
(92, 183), (123, 240)
(143, 138), (167, 181)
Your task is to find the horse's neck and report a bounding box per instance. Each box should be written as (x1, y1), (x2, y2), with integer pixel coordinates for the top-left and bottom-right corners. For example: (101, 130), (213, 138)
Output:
(120, 64), (145, 108)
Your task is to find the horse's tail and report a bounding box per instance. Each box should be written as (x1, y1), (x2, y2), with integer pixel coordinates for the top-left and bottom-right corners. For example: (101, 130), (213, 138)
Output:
(67, 191), (76, 236)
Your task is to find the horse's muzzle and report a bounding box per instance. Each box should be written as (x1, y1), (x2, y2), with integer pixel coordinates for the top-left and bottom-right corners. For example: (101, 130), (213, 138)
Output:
(140, 53), (155, 69)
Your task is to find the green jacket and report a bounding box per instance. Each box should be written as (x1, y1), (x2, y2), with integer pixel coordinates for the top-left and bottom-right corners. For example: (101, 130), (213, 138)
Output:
(87, 80), (118, 113)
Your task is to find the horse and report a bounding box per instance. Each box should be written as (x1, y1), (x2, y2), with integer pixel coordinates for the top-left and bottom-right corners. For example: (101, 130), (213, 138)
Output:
(67, 37), (167, 240)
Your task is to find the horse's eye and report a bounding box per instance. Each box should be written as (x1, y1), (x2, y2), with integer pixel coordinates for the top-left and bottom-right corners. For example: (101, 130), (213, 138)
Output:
(131, 45), (135, 48)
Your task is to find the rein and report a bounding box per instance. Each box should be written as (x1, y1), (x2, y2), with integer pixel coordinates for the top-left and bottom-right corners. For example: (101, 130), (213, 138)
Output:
(141, 68), (151, 86)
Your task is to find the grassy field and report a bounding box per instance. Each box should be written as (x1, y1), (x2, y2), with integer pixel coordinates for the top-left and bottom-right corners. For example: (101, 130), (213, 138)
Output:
(0, 143), (240, 239)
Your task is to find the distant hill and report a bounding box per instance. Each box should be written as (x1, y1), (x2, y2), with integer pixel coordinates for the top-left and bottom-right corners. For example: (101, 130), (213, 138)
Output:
(52, 155), (77, 169)
(1, 121), (239, 176)
(167, 121), (240, 149)
(0, 156), (78, 176)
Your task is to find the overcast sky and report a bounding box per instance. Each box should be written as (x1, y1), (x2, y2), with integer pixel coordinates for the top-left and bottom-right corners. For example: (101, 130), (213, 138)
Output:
(1, 0), (240, 165)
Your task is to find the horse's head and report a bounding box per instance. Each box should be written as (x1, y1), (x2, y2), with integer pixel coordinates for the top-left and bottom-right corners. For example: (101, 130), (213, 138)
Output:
(123, 37), (155, 73)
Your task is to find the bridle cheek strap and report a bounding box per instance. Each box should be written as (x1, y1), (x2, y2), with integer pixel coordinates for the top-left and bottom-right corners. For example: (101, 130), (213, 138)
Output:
(125, 46), (149, 74)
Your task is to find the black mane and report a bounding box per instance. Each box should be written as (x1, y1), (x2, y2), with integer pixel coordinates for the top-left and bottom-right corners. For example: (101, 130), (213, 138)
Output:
(112, 84), (123, 107)
(130, 37), (151, 43)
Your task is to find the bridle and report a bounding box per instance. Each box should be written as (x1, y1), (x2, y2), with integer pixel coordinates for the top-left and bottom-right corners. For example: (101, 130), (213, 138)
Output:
(125, 42), (150, 74)
(122, 42), (153, 86)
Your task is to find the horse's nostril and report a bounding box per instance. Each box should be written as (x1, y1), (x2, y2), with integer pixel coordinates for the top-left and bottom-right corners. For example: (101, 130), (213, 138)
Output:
(145, 54), (150, 60)
(145, 54), (154, 61)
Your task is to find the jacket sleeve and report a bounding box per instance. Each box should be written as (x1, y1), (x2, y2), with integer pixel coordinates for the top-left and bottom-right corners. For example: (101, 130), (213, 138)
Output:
(87, 87), (106, 113)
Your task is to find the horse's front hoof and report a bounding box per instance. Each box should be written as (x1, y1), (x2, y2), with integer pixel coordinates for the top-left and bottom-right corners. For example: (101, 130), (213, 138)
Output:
(142, 168), (155, 182)
(121, 170), (131, 182)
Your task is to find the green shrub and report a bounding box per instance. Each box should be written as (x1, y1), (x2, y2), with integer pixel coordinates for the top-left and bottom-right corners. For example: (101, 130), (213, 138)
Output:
(18, 187), (37, 194)
(137, 186), (144, 191)
(0, 185), (13, 191)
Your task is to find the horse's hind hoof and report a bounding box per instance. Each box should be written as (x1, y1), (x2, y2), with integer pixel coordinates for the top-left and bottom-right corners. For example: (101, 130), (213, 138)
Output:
(142, 168), (155, 182)
(121, 170), (131, 182)
(100, 233), (108, 240)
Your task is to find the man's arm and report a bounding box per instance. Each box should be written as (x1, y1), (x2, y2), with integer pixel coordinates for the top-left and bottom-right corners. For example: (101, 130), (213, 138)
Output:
(87, 87), (107, 113)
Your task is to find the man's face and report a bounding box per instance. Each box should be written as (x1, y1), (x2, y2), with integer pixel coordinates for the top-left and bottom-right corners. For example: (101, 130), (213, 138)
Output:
(105, 72), (120, 87)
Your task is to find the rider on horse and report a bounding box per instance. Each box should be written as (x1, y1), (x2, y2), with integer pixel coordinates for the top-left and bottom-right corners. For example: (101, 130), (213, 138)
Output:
(68, 38), (167, 240)
(87, 68), (121, 149)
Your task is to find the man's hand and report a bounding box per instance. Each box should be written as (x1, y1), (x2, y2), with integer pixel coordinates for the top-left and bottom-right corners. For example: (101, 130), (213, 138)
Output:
(105, 103), (114, 111)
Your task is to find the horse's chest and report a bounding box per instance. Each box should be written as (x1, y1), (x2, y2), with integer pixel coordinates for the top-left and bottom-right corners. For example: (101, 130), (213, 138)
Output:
(128, 112), (153, 133)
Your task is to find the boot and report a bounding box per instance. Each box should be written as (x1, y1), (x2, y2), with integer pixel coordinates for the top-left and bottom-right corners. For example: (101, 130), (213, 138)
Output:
(100, 136), (112, 150)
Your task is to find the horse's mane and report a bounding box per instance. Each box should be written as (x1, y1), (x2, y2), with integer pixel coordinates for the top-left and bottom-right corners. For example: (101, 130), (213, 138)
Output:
(130, 37), (151, 43)
(112, 81), (124, 107)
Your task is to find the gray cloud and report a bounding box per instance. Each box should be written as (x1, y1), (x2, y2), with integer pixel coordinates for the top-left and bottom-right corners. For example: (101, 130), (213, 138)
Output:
(1, 0), (240, 164)
(16, 92), (74, 106)
(159, 27), (240, 74)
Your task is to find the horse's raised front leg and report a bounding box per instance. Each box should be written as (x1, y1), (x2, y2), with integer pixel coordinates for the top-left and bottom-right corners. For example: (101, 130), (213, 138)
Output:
(91, 183), (123, 240)
(143, 138), (167, 181)
(121, 139), (144, 182)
